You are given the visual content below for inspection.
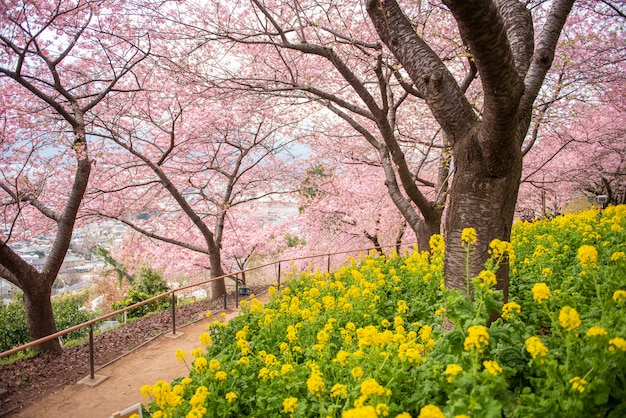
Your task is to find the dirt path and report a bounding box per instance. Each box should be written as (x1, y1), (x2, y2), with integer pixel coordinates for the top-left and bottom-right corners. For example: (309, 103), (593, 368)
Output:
(7, 293), (269, 418)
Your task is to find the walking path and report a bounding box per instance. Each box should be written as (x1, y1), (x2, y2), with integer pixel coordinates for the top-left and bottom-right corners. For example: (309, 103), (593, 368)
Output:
(7, 293), (270, 418)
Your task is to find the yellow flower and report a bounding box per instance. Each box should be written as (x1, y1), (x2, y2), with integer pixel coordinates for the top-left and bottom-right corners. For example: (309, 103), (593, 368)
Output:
(418, 404), (445, 418)
(175, 349), (186, 363)
(455, 416), (470, 418)
(569, 376), (587, 393)
(577, 245), (598, 268)
(611, 252), (625, 262)
(351, 366), (364, 380)
(376, 403), (390, 417)
(281, 364), (294, 375)
(483, 360), (503, 376)
(333, 350), (350, 366)
(559, 306), (581, 331)
(502, 302), (521, 320)
(461, 228), (477, 246)
(476, 270), (497, 288)
(463, 325), (489, 353)
(225, 391), (237, 403)
(489, 239), (513, 260)
(613, 290), (626, 302)
(445, 364), (463, 383)
(283, 397), (298, 414)
(360, 378), (387, 397)
(140, 384), (152, 398)
(609, 337), (626, 351)
(193, 357), (208, 372)
(215, 371), (227, 381)
(209, 359), (221, 372)
(396, 414), (412, 418)
(532, 282), (551, 304)
(586, 326), (608, 337)
(199, 332), (213, 347)
(397, 300), (409, 314)
(343, 406), (378, 418)
(330, 383), (348, 398)
(525, 336), (548, 359)
(307, 366), (325, 396)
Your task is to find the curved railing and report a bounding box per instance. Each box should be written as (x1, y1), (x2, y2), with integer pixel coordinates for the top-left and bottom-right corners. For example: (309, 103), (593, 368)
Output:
(0, 243), (416, 380)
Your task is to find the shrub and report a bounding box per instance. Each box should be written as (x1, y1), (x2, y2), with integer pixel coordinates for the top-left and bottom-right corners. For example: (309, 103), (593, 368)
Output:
(0, 289), (97, 352)
(112, 267), (170, 319)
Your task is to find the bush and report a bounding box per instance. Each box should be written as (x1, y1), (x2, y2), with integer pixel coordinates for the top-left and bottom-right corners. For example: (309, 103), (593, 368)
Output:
(112, 267), (170, 319)
(0, 289), (97, 352)
(141, 206), (626, 417)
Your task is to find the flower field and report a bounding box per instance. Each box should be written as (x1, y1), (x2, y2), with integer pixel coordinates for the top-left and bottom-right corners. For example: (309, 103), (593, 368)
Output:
(140, 206), (626, 418)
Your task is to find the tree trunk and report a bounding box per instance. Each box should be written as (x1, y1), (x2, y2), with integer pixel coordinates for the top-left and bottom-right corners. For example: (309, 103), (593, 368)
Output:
(444, 130), (522, 302)
(417, 208), (443, 254)
(22, 273), (61, 352)
(208, 241), (226, 300)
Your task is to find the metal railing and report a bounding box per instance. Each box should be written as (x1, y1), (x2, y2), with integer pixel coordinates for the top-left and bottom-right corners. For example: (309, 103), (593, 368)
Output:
(0, 243), (415, 381)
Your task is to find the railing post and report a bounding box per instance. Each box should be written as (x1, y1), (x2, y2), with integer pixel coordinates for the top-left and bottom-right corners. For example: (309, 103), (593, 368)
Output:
(277, 261), (281, 291)
(223, 293), (227, 310)
(89, 324), (95, 380)
(235, 275), (239, 308)
(327, 255), (331, 272)
(171, 293), (177, 335)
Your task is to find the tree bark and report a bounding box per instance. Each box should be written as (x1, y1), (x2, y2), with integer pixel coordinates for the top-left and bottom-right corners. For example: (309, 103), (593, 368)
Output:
(367, 0), (574, 307)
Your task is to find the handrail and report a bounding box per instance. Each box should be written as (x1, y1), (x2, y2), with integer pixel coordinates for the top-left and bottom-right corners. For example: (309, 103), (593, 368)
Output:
(0, 242), (416, 361)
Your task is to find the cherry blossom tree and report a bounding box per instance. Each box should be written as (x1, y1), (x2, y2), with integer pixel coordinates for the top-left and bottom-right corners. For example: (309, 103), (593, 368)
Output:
(88, 86), (304, 299)
(517, 1), (626, 216)
(0, 0), (148, 351)
(161, 0), (579, 305)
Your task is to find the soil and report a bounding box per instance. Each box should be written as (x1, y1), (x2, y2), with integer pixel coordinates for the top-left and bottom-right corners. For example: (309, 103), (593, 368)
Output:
(0, 287), (266, 417)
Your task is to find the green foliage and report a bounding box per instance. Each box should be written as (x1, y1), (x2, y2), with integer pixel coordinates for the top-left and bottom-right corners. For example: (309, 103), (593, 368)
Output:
(285, 233), (306, 248)
(0, 289), (97, 352)
(141, 206), (626, 417)
(96, 246), (134, 287)
(112, 267), (170, 319)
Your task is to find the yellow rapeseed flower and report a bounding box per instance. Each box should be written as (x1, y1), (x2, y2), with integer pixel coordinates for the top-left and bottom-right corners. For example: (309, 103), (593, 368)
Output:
(445, 364), (463, 383)
(476, 270), (497, 288)
(483, 360), (503, 376)
(397, 300), (409, 314)
(175, 349), (186, 363)
(502, 301), (521, 320)
(586, 326), (608, 337)
(351, 366), (364, 380)
(193, 357), (207, 372)
(525, 336), (548, 359)
(559, 306), (581, 331)
(463, 325), (489, 353)
(461, 228), (477, 246)
(283, 397), (298, 414)
(609, 337), (626, 351)
(418, 404), (445, 418)
(613, 290), (626, 302)
(532, 282), (551, 304)
(330, 383), (348, 398)
(225, 391), (237, 403)
(396, 413), (412, 418)
(569, 376), (587, 393)
(360, 378), (387, 397)
(209, 358), (221, 372)
(343, 406), (378, 418)
(577, 245), (598, 268)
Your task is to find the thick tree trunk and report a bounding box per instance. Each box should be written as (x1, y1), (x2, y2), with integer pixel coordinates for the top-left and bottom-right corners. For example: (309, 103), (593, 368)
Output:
(417, 208), (443, 254)
(444, 131), (522, 302)
(208, 241), (226, 300)
(22, 275), (61, 352)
